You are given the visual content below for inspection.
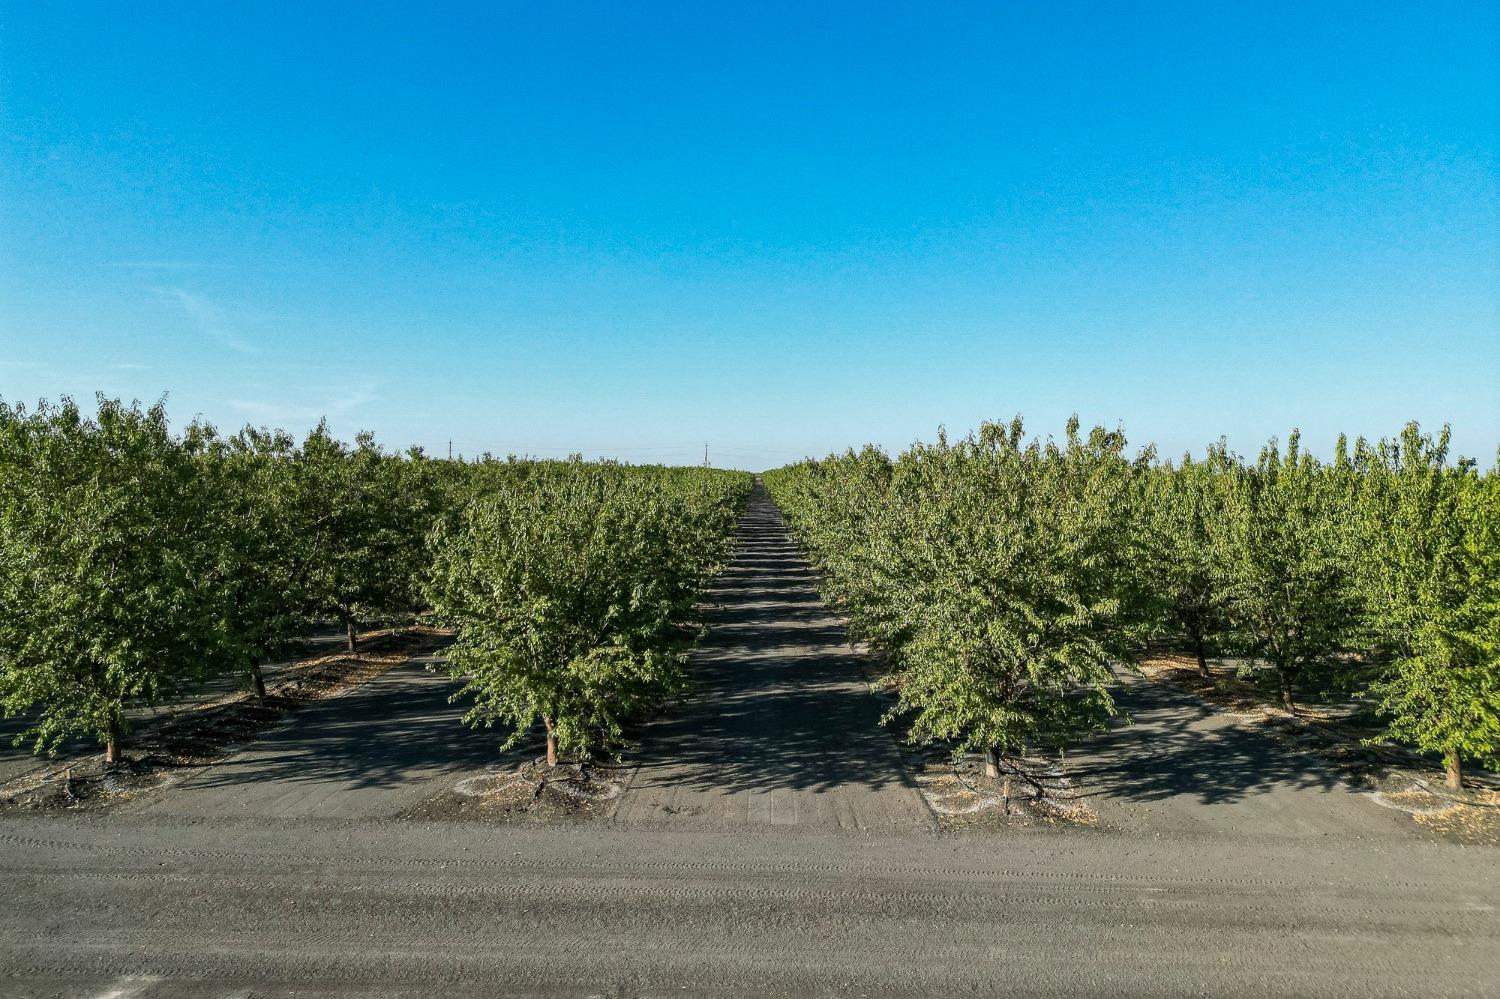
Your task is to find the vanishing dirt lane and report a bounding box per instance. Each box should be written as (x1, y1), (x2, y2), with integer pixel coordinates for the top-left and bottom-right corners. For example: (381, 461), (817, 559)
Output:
(0, 483), (1497, 997)
(613, 483), (933, 832)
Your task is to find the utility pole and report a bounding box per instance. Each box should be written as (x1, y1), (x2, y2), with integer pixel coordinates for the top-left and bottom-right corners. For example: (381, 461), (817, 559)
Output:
(448, 439), (453, 461)
(703, 443), (709, 468)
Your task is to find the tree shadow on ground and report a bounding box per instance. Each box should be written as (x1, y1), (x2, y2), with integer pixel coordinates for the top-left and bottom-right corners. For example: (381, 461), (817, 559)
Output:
(1063, 675), (1356, 806)
(627, 486), (914, 797)
(170, 660), (495, 794)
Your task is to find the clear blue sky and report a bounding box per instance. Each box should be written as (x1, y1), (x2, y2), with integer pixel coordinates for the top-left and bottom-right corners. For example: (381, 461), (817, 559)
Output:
(1, 2), (1496, 469)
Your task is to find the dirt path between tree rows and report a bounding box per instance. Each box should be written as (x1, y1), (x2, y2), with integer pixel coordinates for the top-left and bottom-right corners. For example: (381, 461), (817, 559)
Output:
(611, 483), (934, 832)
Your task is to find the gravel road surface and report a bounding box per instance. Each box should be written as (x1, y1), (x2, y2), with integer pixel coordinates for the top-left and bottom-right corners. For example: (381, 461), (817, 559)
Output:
(1, 815), (1493, 997)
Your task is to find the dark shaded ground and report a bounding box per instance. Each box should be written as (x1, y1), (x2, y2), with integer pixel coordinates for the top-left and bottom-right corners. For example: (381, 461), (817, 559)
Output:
(611, 483), (934, 832)
(1066, 673), (1418, 838)
(0, 629), (348, 784)
(128, 652), (496, 821)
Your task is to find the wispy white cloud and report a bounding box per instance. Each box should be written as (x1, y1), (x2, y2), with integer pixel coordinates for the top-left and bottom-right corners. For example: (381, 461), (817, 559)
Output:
(155, 287), (256, 354)
(110, 362), (149, 371)
(228, 381), (380, 428)
(108, 260), (220, 272)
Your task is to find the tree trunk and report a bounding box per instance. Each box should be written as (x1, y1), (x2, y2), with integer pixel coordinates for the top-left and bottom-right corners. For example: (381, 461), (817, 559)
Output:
(345, 617), (357, 653)
(249, 656), (266, 701)
(1193, 630), (1210, 680)
(1445, 751), (1463, 792)
(984, 747), (1001, 780)
(104, 716), (123, 765)
(544, 717), (558, 767)
(1279, 672), (1297, 716)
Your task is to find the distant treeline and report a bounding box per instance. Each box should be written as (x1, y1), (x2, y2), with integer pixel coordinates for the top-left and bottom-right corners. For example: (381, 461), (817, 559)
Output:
(765, 417), (1499, 790)
(0, 395), (750, 764)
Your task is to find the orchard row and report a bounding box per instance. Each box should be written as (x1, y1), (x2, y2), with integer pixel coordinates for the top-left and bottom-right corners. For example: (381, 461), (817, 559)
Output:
(0, 395), (750, 763)
(765, 418), (1499, 790)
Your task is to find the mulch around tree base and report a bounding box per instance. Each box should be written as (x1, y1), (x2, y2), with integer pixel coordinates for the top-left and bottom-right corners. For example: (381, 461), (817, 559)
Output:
(400, 745), (637, 824)
(906, 747), (1097, 830)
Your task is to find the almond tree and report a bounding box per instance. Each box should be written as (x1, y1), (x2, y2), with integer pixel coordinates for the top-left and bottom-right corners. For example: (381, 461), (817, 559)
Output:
(298, 424), (434, 651)
(770, 417), (1142, 763)
(426, 466), (748, 765)
(1139, 448), (1236, 678)
(0, 396), (223, 762)
(196, 424), (313, 700)
(1355, 425), (1499, 790)
(1214, 431), (1360, 714)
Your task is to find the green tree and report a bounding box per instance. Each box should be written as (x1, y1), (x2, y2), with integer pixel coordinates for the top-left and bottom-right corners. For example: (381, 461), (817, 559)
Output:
(426, 466), (748, 765)
(196, 424), (313, 700)
(298, 424), (433, 651)
(1139, 449), (1235, 678)
(1215, 431), (1360, 714)
(770, 417), (1143, 764)
(1355, 425), (1500, 790)
(0, 396), (223, 762)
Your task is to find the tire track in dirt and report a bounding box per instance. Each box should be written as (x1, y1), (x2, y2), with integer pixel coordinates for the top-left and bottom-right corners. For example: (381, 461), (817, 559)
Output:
(2, 815), (1495, 997)
(0, 828), (1456, 893)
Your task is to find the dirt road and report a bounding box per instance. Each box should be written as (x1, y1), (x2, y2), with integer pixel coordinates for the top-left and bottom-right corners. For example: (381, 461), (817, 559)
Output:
(612, 485), (933, 832)
(1, 814), (1494, 997)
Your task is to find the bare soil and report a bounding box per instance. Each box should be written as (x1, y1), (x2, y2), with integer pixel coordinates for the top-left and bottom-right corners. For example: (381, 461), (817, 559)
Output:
(605, 485), (934, 833)
(0, 627), (450, 813)
(400, 727), (637, 823)
(1140, 653), (1500, 843)
(906, 747), (1098, 829)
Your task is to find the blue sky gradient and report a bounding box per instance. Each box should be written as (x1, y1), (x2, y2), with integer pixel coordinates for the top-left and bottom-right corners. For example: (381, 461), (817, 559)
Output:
(2, 2), (1496, 469)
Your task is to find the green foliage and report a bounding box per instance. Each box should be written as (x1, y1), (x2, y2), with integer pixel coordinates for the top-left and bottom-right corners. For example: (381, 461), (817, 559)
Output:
(0, 396), (225, 755)
(4, 386), (1495, 795)
(1354, 425), (1500, 778)
(1211, 431), (1363, 710)
(770, 416), (1499, 786)
(193, 424), (317, 695)
(1135, 447), (1237, 675)
(767, 417), (1144, 758)
(297, 423), (438, 645)
(0, 395), (452, 758)
(426, 462), (750, 762)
